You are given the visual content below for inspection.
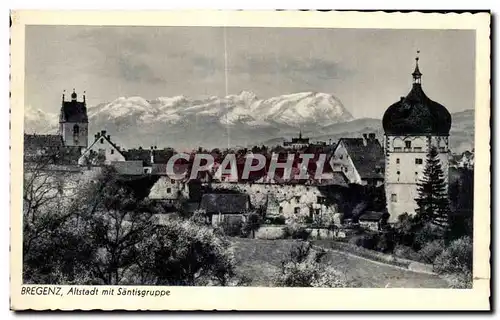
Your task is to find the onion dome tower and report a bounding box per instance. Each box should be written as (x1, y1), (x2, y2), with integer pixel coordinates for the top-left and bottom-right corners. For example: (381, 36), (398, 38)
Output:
(382, 52), (452, 222)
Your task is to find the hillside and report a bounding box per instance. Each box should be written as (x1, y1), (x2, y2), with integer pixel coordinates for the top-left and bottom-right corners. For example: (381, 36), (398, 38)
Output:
(230, 238), (449, 288)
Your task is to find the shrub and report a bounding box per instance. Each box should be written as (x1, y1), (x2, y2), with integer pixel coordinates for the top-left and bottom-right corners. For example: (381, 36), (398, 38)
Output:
(433, 236), (472, 275)
(349, 233), (377, 251)
(273, 242), (350, 288)
(375, 232), (395, 253)
(418, 240), (445, 264)
(264, 215), (286, 225)
(241, 212), (263, 238)
(283, 224), (310, 240)
(414, 223), (442, 249)
(219, 217), (244, 237)
(393, 244), (422, 262)
(189, 209), (208, 225)
(443, 270), (473, 289)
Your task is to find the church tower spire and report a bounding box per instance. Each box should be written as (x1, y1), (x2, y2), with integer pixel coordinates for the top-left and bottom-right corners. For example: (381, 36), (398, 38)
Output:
(412, 50), (422, 85)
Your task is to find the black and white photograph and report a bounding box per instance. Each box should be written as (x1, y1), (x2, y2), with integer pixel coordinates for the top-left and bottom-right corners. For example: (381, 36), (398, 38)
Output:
(10, 10), (491, 311)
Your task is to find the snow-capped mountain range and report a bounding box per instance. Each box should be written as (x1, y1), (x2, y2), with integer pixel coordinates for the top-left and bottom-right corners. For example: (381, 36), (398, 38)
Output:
(24, 91), (474, 152)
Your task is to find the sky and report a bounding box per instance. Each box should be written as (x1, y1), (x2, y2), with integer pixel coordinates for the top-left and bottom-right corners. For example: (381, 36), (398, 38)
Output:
(25, 26), (475, 119)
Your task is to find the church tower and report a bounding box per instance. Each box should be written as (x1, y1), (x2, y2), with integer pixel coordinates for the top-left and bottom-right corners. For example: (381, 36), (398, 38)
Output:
(59, 89), (89, 148)
(382, 52), (452, 222)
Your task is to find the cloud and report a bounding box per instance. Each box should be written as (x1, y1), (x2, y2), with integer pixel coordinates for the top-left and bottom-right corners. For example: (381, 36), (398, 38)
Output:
(117, 53), (165, 83)
(232, 54), (347, 80)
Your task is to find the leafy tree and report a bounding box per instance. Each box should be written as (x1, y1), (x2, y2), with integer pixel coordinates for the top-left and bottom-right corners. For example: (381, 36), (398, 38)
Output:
(23, 166), (237, 286)
(415, 146), (450, 234)
(433, 236), (473, 288)
(273, 242), (351, 287)
(132, 219), (235, 286)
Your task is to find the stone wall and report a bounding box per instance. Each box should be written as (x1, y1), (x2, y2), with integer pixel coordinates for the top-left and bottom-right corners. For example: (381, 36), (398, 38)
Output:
(210, 182), (341, 224)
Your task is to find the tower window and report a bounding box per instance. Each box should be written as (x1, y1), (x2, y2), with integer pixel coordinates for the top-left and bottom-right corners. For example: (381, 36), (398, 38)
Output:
(405, 141), (412, 148)
(396, 158), (400, 164)
(391, 194), (397, 203)
(73, 124), (79, 135)
(415, 158), (423, 164)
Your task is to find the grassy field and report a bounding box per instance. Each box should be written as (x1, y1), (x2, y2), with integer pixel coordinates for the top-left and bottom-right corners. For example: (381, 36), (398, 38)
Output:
(230, 238), (449, 288)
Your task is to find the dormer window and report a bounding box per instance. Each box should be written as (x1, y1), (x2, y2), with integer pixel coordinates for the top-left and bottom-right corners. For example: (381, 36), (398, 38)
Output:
(405, 141), (412, 148)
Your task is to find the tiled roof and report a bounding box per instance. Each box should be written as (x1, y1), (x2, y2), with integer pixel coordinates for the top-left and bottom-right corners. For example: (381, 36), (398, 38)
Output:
(200, 193), (249, 214)
(111, 160), (144, 175)
(24, 134), (63, 152)
(339, 138), (385, 180)
(359, 211), (386, 221)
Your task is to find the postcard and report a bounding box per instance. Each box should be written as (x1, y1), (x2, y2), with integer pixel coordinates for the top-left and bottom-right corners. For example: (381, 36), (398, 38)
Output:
(10, 10), (491, 310)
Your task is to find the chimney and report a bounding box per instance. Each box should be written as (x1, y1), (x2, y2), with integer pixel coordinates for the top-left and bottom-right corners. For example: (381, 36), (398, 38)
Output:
(101, 130), (107, 136)
(107, 134), (110, 140)
(362, 133), (368, 146)
(96, 132), (100, 138)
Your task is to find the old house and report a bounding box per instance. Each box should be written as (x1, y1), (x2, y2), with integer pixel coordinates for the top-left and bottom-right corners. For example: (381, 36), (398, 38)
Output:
(330, 134), (385, 186)
(78, 130), (125, 166)
(148, 163), (189, 206)
(200, 193), (250, 226)
(358, 211), (388, 231)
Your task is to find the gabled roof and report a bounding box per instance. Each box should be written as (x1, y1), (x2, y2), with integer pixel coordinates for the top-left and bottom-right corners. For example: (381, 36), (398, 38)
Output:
(86, 133), (125, 158)
(336, 137), (385, 180)
(200, 193), (249, 214)
(359, 211), (387, 221)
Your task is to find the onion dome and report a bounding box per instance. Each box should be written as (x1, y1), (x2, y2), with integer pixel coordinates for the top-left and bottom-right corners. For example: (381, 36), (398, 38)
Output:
(71, 88), (77, 101)
(382, 52), (451, 135)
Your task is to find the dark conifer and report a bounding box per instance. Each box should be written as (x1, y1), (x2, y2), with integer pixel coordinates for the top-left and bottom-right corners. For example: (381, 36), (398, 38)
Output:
(415, 146), (450, 233)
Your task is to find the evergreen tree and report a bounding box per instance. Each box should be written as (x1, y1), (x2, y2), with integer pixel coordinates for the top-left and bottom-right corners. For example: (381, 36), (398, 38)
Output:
(414, 146), (450, 233)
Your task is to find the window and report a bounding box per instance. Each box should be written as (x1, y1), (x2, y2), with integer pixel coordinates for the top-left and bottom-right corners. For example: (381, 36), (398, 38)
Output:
(396, 158), (400, 164)
(415, 158), (423, 164)
(317, 196), (325, 204)
(171, 179), (175, 184)
(414, 147), (422, 151)
(111, 149), (114, 155)
(295, 196), (300, 202)
(294, 207), (300, 214)
(315, 209), (321, 215)
(397, 171), (400, 175)
(100, 138), (104, 144)
(391, 194), (397, 203)
(339, 155), (343, 160)
(405, 141), (412, 148)
(279, 207), (283, 214)
(167, 188), (172, 194)
(73, 124), (79, 135)
(394, 147), (402, 151)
